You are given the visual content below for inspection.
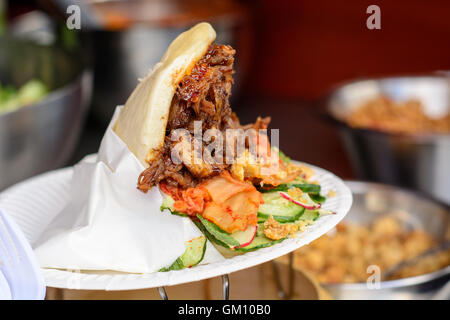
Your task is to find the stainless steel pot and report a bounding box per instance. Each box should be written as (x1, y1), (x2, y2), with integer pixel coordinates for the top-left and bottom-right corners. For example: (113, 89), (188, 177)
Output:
(0, 37), (92, 190)
(326, 75), (450, 204)
(323, 181), (450, 300)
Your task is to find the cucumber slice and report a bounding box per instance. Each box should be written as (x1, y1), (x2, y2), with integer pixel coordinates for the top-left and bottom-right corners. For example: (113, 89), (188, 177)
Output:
(196, 220), (284, 253)
(279, 191), (321, 210)
(256, 222), (265, 237)
(258, 183), (327, 206)
(238, 223), (284, 252)
(310, 193), (326, 204)
(257, 218), (266, 224)
(231, 225), (257, 248)
(258, 192), (305, 222)
(211, 223), (283, 253)
(180, 236), (207, 268)
(196, 215), (257, 249)
(160, 194), (175, 210)
(235, 235), (283, 252)
(298, 210), (320, 221)
(258, 183), (321, 194)
(193, 219), (230, 249)
(160, 195), (188, 217)
(196, 215), (240, 248)
(160, 235), (207, 271)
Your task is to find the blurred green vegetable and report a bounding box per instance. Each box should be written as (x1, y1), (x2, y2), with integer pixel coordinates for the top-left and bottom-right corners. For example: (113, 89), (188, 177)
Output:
(0, 80), (48, 113)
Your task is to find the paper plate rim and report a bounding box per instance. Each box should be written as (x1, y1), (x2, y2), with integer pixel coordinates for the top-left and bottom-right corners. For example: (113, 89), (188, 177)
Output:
(0, 160), (352, 290)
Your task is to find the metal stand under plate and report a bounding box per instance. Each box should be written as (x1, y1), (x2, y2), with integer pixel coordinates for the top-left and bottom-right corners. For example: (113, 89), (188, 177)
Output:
(157, 274), (230, 300)
(271, 252), (295, 299)
(157, 286), (168, 300)
(222, 274), (229, 300)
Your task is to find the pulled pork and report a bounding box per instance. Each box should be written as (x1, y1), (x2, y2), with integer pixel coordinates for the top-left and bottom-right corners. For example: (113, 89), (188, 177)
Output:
(138, 44), (269, 191)
(167, 44), (238, 132)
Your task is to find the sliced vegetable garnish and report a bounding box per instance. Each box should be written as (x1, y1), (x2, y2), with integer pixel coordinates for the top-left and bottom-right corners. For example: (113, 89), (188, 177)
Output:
(194, 216), (258, 249)
(279, 191), (321, 210)
(196, 214), (258, 249)
(234, 223), (285, 252)
(196, 214), (240, 248)
(235, 234), (283, 252)
(258, 192), (305, 223)
(258, 183), (321, 194)
(160, 195), (188, 217)
(159, 235), (207, 271)
(193, 220), (230, 248)
(230, 225), (257, 249)
(309, 193), (326, 204)
(297, 210), (320, 221)
(294, 183), (321, 194)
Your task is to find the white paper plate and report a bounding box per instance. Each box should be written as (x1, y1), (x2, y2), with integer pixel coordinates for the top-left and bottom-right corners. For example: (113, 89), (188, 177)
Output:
(0, 162), (352, 290)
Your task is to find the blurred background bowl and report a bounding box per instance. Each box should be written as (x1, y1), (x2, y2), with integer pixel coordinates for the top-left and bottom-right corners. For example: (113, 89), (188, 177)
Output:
(0, 36), (92, 190)
(326, 75), (450, 204)
(323, 181), (450, 300)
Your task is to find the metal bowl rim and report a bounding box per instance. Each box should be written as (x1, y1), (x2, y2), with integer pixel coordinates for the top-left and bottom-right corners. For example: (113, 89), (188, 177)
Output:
(323, 266), (450, 290)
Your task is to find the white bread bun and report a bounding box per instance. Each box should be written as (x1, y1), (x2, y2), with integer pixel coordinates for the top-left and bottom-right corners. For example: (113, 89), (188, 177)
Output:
(113, 22), (216, 167)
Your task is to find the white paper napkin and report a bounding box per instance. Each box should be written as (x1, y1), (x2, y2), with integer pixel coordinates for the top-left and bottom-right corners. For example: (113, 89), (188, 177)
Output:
(34, 106), (224, 273)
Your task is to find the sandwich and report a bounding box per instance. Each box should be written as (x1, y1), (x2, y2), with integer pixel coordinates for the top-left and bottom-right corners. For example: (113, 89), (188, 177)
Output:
(114, 23), (331, 269)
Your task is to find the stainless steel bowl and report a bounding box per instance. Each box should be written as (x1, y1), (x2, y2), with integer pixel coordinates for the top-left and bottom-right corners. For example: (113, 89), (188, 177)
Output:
(326, 75), (450, 204)
(323, 181), (450, 300)
(0, 37), (92, 190)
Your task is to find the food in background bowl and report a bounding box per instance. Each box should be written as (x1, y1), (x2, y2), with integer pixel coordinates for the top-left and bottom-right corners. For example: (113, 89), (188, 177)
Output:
(346, 96), (450, 134)
(0, 79), (48, 113)
(326, 76), (450, 204)
(291, 215), (450, 283)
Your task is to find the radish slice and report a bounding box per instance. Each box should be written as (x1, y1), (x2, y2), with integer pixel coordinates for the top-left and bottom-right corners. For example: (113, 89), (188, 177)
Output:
(230, 225), (257, 249)
(279, 192), (321, 210)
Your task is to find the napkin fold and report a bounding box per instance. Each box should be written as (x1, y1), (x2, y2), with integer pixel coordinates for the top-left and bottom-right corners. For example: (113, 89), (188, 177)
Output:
(35, 106), (224, 273)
